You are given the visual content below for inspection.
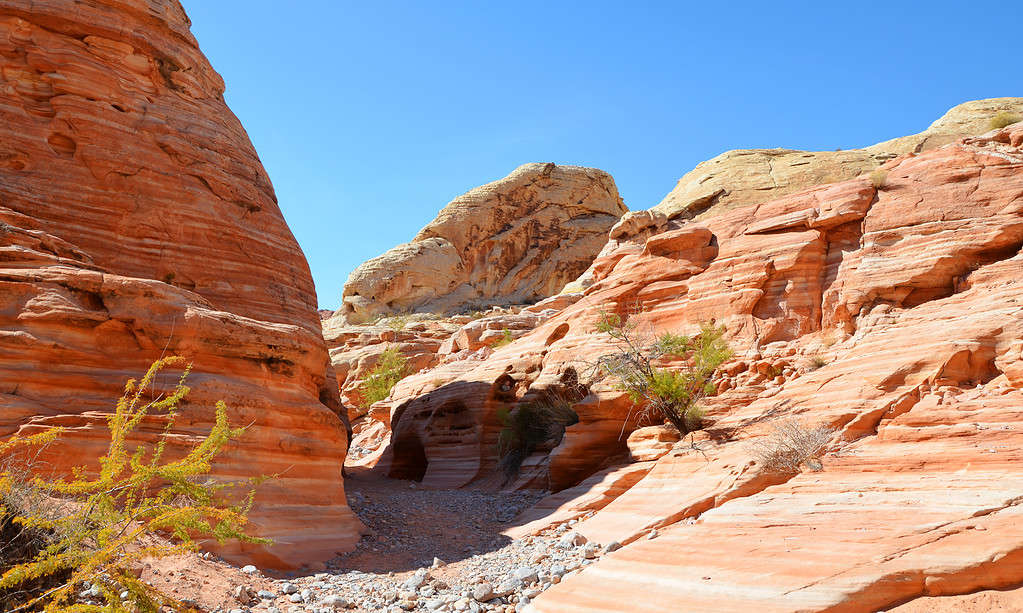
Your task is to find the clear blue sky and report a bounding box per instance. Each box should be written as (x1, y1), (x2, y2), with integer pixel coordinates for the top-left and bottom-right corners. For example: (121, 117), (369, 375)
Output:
(180, 0), (1021, 310)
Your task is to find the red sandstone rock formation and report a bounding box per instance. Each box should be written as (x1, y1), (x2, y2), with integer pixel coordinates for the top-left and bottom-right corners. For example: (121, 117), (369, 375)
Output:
(520, 122), (1023, 613)
(351, 119), (1023, 610)
(0, 0), (360, 568)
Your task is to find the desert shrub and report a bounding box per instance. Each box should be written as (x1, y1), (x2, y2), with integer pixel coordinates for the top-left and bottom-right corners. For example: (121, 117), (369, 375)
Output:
(869, 169), (888, 189)
(594, 312), (730, 437)
(492, 328), (515, 348)
(989, 111), (1022, 130)
(749, 420), (835, 473)
(809, 356), (829, 370)
(497, 393), (579, 480)
(0, 357), (266, 612)
(358, 347), (408, 409)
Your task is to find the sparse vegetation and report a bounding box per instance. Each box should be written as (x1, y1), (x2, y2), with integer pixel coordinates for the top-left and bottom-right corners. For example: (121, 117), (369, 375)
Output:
(497, 393), (579, 480)
(384, 312), (412, 332)
(869, 169), (888, 189)
(0, 357), (265, 612)
(749, 420), (836, 473)
(809, 356), (829, 370)
(358, 347), (408, 409)
(492, 328), (515, 348)
(593, 311), (731, 437)
(988, 111), (1022, 130)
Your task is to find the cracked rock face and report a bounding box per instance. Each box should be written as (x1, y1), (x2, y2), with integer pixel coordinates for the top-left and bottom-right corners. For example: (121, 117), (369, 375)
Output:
(0, 0), (360, 568)
(340, 163), (627, 323)
(349, 119), (1023, 611)
(645, 97), (1023, 229)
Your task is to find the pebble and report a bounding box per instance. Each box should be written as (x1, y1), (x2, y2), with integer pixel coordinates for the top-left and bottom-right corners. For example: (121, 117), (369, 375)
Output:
(322, 594), (349, 608)
(558, 531), (586, 548)
(472, 582), (494, 601)
(511, 567), (538, 584)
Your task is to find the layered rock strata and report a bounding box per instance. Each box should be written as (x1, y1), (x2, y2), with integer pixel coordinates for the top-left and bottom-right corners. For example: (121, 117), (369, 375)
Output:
(646, 97), (1023, 228)
(344, 118), (1023, 610)
(0, 0), (359, 568)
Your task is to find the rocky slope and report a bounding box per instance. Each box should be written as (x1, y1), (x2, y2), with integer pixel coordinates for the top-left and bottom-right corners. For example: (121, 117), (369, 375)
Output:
(340, 163), (626, 323)
(332, 110), (1023, 611)
(646, 97), (1023, 227)
(0, 0), (359, 568)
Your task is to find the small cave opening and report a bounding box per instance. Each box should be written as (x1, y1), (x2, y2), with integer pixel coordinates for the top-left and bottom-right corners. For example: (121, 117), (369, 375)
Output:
(388, 430), (429, 482)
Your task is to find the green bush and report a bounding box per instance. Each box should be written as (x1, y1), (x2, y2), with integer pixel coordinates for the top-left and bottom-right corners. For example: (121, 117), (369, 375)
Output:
(497, 394), (579, 480)
(358, 347), (408, 409)
(595, 312), (730, 436)
(0, 357), (265, 612)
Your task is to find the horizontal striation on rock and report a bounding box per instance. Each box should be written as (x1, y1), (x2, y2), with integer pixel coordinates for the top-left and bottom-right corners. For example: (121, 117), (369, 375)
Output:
(333, 119), (1023, 610)
(0, 0), (360, 569)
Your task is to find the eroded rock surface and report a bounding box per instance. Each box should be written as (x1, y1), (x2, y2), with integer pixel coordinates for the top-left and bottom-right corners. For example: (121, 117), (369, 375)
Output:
(0, 0), (359, 568)
(646, 97), (1023, 227)
(341, 163), (626, 323)
(343, 120), (1023, 611)
(520, 122), (1023, 613)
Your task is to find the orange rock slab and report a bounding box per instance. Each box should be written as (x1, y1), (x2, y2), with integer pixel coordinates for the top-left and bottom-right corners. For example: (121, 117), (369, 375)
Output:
(0, 0), (360, 568)
(526, 127), (1023, 611)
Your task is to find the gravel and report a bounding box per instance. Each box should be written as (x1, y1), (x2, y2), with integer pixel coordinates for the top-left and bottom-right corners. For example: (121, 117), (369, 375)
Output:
(241, 478), (601, 612)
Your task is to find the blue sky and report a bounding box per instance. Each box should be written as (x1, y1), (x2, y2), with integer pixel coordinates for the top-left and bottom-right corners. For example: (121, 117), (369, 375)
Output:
(180, 1), (1022, 309)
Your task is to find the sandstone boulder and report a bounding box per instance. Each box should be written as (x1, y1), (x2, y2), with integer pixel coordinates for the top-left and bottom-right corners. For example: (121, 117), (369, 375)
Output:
(340, 163), (626, 322)
(0, 0), (360, 568)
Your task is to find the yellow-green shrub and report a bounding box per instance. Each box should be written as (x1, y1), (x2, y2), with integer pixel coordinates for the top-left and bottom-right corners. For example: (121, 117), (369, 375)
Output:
(0, 357), (266, 612)
(595, 312), (730, 436)
(358, 347), (408, 409)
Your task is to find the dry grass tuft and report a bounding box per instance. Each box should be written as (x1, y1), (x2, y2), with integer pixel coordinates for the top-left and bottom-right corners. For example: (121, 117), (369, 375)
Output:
(869, 169), (888, 189)
(749, 420), (836, 473)
(988, 111), (1022, 131)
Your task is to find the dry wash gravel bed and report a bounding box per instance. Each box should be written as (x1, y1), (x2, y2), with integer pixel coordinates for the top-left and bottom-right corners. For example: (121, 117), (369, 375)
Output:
(209, 475), (611, 613)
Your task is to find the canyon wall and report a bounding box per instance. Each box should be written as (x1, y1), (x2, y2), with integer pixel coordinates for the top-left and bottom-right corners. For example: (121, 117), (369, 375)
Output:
(337, 103), (1023, 611)
(521, 118), (1023, 613)
(0, 0), (360, 568)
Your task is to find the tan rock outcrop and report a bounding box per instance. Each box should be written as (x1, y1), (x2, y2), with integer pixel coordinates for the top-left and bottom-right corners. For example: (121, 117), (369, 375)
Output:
(647, 97), (1023, 226)
(340, 163), (627, 323)
(0, 0), (360, 569)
